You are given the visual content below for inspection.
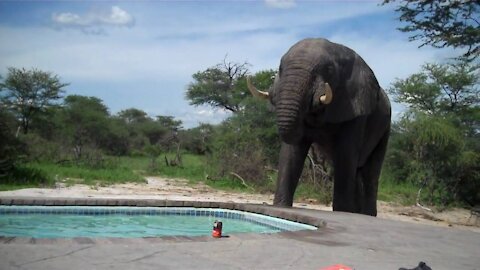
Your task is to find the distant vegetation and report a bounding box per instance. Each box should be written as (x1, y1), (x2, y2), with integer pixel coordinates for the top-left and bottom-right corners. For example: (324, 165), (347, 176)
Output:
(1, 56), (478, 208)
(1, 0), (478, 208)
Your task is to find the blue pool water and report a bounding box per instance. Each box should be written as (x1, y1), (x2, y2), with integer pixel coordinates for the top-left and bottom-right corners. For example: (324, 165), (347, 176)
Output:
(0, 206), (316, 238)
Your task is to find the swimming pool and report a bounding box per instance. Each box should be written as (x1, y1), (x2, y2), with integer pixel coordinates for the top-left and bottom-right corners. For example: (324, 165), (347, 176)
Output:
(0, 206), (316, 238)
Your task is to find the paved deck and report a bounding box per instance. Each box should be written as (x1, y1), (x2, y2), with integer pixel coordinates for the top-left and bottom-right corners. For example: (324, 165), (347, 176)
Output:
(1, 197), (479, 270)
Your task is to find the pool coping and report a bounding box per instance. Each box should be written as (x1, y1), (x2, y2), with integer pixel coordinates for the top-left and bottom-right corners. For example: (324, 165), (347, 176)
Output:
(0, 197), (327, 244)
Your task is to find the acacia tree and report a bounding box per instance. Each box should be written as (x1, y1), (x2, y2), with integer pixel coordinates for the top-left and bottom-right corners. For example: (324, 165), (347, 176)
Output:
(60, 95), (110, 161)
(383, 0), (480, 60)
(387, 60), (479, 206)
(186, 57), (250, 113)
(118, 108), (149, 124)
(205, 70), (279, 185)
(389, 60), (479, 132)
(0, 67), (68, 134)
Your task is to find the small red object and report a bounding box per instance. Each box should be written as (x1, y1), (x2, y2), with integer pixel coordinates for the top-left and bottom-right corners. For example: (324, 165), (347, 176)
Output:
(319, 264), (352, 270)
(212, 220), (222, 238)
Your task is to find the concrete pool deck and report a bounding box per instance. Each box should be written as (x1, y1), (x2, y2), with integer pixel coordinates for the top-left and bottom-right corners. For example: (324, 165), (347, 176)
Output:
(0, 197), (479, 270)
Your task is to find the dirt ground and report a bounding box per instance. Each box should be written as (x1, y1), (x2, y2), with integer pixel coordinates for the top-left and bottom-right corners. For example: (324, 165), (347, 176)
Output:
(1, 176), (479, 233)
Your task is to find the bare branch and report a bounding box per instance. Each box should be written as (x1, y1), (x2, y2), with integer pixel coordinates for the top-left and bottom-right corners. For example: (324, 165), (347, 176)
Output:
(230, 172), (254, 190)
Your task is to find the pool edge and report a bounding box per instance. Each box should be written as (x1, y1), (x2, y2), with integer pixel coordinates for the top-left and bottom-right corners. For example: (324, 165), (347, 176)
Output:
(0, 196), (328, 244)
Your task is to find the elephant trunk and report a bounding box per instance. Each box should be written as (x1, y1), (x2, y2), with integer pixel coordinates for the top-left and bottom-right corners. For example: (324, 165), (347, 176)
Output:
(275, 72), (309, 144)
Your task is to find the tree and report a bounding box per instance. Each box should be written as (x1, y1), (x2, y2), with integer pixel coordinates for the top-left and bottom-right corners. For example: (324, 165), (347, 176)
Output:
(383, 0), (480, 60)
(0, 109), (20, 177)
(387, 60), (479, 206)
(117, 108), (149, 124)
(180, 123), (214, 155)
(60, 95), (110, 160)
(0, 67), (68, 134)
(388, 60), (479, 133)
(206, 70), (279, 185)
(116, 108), (151, 153)
(156, 115), (182, 132)
(186, 57), (250, 113)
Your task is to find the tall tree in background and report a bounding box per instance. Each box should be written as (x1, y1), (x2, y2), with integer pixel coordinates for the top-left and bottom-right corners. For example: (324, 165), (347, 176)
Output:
(387, 60), (479, 206)
(389, 60), (479, 133)
(206, 70), (279, 185)
(60, 95), (110, 160)
(118, 108), (149, 124)
(383, 0), (480, 60)
(0, 67), (68, 134)
(186, 57), (250, 113)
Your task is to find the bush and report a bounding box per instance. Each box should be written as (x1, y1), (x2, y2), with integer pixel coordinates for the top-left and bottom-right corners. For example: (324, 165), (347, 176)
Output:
(204, 97), (279, 187)
(385, 113), (479, 206)
(18, 133), (66, 162)
(207, 119), (268, 185)
(0, 164), (52, 186)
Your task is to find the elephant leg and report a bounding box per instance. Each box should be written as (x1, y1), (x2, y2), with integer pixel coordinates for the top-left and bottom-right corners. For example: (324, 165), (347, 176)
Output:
(359, 128), (390, 216)
(274, 141), (311, 207)
(332, 117), (365, 213)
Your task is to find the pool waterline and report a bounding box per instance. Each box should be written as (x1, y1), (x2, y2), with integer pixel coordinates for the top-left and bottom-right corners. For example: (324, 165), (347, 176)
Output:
(0, 206), (317, 239)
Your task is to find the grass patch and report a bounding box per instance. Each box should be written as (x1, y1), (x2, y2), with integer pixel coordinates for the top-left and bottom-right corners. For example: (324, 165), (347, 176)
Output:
(0, 164), (54, 190)
(205, 178), (251, 192)
(1, 154), (422, 207)
(378, 169), (417, 205)
(26, 161), (145, 186)
(294, 182), (333, 205)
(150, 153), (250, 192)
(151, 153), (207, 182)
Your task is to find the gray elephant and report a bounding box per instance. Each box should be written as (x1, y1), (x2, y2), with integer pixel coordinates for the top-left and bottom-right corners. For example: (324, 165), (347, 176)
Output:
(247, 38), (391, 216)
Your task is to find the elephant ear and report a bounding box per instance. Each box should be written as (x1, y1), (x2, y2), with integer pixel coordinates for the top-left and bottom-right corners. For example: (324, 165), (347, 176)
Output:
(323, 54), (380, 123)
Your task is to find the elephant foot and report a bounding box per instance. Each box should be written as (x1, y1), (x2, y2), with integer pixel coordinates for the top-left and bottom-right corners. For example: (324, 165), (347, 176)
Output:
(273, 196), (294, 207)
(332, 205), (377, 216)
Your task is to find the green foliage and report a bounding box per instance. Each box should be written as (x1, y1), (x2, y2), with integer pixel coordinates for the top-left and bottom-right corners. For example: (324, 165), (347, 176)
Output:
(60, 95), (111, 159)
(208, 118), (268, 185)
(0, 164), (53, 189)
(18, 132), (64, 162)
(0, 110), (22, 177)
(295, 178), (333, 206)
(186, 58), (250, 112)
(153, 153), (205, 181)
(377, 168), (418, 205)
(388, 61), (479, 116)
(205, 70), (280, 186)
(0, 67), (68, 134)
(180, 123), (214, 155)
(387, 60), (479, 206)
(27, 160), (145, 186)
(156, 115), (182, 131)
(117, 108), (149, 124)
(383, 0), (480, 59)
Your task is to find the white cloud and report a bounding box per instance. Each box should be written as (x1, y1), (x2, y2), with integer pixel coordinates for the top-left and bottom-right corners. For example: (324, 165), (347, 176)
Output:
(53, 12), (83, 25)
(103, 6), (134, 25)
(265, 0), (296, 9)
(52, 6), (134, 34)
(172, 106), (231, 128)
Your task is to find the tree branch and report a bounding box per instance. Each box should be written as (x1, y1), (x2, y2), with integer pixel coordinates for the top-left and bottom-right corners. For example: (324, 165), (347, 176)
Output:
(230, 172), (254, 190)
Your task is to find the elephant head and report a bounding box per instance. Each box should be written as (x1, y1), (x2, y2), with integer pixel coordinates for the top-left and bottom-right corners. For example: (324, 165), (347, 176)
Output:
(247, 38), (380, 144)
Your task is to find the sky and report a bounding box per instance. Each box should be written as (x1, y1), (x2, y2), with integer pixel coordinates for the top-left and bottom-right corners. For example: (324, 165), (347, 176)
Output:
(0, 0), (456, 128)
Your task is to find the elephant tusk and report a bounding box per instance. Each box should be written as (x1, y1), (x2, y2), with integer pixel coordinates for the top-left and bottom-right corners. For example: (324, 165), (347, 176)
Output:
(246, 76), (269, 99)
(320, 83), (333, 105)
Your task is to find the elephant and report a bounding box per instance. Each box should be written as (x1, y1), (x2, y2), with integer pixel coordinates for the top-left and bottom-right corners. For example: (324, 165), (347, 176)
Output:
(247, 38), (391, 216)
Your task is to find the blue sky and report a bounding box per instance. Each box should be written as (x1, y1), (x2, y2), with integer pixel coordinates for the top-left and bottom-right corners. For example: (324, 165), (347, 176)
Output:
(0, 0), (455, 128)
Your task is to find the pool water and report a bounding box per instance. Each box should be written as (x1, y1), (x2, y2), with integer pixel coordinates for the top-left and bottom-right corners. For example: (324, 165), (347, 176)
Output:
(0, 206), (316, 238)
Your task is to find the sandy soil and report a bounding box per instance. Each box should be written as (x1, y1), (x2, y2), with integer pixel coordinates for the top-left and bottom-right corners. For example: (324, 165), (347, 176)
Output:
(1, 176), (479, 233)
